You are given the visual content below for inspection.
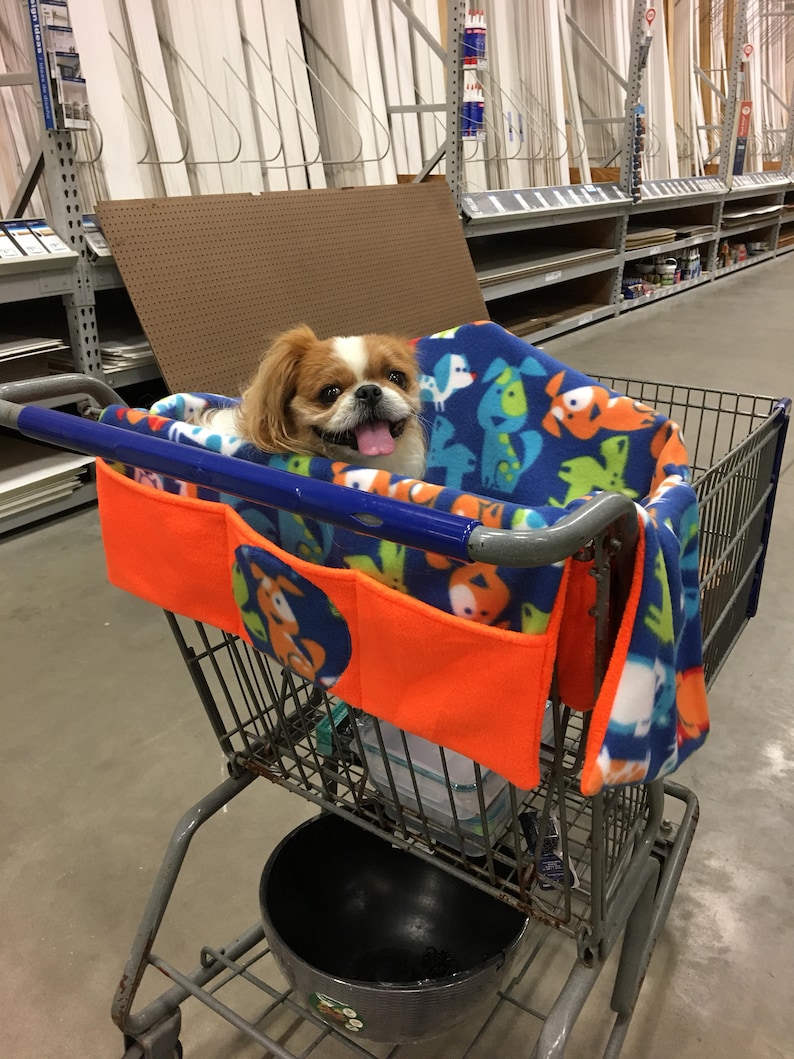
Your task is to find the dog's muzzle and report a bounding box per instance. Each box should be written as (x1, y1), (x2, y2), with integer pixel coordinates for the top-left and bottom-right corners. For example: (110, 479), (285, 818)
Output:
(314, 414), (408, 457)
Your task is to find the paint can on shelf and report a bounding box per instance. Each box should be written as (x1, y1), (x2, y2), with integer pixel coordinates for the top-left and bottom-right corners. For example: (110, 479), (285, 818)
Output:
(654, 257), (678, 286)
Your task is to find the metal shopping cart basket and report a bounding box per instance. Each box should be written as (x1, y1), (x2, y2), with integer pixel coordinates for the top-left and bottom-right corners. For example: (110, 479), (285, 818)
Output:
(1, 365), (789, 1059)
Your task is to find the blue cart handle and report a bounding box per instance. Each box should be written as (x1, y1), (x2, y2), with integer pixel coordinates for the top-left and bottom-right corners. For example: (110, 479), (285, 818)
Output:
(0, 389), (638, 567)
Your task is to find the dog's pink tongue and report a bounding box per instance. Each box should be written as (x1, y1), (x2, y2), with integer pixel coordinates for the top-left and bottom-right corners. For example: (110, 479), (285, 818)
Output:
(355, 421), (395, 456)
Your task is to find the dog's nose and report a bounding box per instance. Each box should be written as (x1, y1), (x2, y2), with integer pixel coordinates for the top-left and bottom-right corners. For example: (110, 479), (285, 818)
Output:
(355, 384), (382, 406)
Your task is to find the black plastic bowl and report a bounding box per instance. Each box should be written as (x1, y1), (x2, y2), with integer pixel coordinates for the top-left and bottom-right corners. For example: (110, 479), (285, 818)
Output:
(259, 813), (528, 1043)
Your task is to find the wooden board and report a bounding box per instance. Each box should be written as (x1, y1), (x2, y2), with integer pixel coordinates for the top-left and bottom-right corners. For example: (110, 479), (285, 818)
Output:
(96, 183), (487, 395)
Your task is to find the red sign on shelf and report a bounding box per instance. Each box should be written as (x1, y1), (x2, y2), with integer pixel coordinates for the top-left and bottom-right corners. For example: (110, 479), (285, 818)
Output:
(743, 43), (754, 58)
(646, 7), (657, 26)
(737, 102), (753, 139)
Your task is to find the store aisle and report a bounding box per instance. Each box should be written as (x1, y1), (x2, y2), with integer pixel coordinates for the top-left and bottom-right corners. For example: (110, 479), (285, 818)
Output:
(1, 256), (792, 1059)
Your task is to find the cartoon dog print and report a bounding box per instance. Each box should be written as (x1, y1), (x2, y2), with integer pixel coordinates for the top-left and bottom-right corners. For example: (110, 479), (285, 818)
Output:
(477, 358), (543, 492)
(649, 420), (690, 492)
(449, 564), (510, 624)
(250, 562), (327, 682)
(418, 352), (477, 410)
(426, 416), (477, 490)
(555, 435), (639, 506)
(543, 372), (658, 440)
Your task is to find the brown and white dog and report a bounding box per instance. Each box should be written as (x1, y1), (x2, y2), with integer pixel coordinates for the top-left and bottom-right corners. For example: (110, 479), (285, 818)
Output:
(199, 325), (426, 477)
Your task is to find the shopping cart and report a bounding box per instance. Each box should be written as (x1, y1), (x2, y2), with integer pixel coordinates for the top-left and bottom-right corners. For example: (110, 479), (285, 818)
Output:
(0, 370), (789, 1059)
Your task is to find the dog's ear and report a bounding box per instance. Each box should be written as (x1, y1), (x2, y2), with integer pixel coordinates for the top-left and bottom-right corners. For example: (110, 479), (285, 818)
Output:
(482, 357), (509, 384)
(239, 326), (317, 451)
(545, 370), (565, 398)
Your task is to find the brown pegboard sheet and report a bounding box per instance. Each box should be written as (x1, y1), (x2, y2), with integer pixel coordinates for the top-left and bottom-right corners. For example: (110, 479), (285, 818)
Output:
(96, 185), (487, 396)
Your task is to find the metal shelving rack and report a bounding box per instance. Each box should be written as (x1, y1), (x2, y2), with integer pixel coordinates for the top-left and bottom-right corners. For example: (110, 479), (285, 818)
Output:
(437, 0), (794, 345)
(460, 183), (629, 343)
(0, 1), (161, 534)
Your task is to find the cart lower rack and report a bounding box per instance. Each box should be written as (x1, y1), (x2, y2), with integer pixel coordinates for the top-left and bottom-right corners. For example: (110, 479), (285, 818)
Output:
(0, 367), (788, 1059)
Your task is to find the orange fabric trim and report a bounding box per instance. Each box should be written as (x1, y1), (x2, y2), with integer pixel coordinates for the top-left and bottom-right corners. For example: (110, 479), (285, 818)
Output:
(556, 559), (597, 711)
(579, 518), (647, 796)
(96, 460), (571, 789)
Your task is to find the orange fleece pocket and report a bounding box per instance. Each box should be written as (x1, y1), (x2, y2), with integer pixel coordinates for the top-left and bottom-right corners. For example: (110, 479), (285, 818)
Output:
(97, 459), (572, 789)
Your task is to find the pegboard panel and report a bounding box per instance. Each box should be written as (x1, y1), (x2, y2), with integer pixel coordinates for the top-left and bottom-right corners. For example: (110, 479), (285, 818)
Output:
(96, 185), (487, 396)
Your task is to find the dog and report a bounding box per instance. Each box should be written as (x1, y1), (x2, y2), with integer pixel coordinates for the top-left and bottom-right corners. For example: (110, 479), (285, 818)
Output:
(197, 325), (426, 478)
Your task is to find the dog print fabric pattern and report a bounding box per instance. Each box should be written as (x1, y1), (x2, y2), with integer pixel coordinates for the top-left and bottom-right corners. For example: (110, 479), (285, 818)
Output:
(232, 547), (352, 687)
(101, 322), (708, 795)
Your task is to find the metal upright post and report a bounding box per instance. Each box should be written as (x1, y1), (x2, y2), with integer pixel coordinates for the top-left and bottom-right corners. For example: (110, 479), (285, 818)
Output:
(40, 129), (104, 376)
(444, 0), (466, 211)
(780, 80), (794, 177)
(717, 0), (750, 187)
(613, 0), (650, 309)
(618, 0), (651, 200)
(23, 1), (104, 377)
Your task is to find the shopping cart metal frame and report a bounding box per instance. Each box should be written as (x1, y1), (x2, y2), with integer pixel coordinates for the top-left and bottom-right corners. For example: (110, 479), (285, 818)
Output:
(1, 373), (789, 1059)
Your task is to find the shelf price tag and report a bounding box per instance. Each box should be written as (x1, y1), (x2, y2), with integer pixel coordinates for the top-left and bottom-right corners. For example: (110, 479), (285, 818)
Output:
(545, 270), (562, 283)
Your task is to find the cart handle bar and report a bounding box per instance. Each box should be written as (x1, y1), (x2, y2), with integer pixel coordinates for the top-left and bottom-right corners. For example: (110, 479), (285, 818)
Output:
(0, 396), (638, 567)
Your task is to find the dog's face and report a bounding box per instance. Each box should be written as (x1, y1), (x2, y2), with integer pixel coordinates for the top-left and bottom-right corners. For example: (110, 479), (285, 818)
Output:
(240, 326), (424, 470)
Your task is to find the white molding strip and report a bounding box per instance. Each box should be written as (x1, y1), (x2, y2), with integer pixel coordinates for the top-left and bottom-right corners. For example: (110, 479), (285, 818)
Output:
(69, 0), (146, 200)
(195, 0), (265, 194)
(123, 0), (192, 196)
(236, 0), (290, 191)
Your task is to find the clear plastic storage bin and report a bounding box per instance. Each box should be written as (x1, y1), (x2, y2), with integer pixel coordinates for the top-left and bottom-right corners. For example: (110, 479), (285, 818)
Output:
(357, 716), (512, 846)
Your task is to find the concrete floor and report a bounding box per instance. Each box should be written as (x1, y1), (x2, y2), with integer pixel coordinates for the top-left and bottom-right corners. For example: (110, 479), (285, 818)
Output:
(1, 255), (792, 1059)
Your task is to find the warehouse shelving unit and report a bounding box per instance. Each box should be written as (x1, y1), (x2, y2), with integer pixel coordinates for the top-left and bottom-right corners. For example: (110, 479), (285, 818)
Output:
(443, 0), (794, 344)
(623, 178), (723, 269)
(461, 184), (629, 341)
(715, 171), (789, 272)
(0, 3), (161, 534)
(0, 240), (161, 533)
(459, 170), (794, 343)
(777, 183), (794, 251)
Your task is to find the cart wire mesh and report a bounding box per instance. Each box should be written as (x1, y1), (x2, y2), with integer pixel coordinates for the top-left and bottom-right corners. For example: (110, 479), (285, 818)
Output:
(594, 378), (790, 686)
(166, 607), (658, 955)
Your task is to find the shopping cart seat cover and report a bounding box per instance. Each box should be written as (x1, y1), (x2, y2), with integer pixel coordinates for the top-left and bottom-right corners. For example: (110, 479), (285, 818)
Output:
(97, 322), (708, 794)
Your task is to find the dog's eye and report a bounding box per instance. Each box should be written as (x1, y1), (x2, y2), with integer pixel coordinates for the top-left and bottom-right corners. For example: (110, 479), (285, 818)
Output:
(387, 370), (407, 389)
(318, 385), (342, 405)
